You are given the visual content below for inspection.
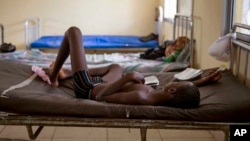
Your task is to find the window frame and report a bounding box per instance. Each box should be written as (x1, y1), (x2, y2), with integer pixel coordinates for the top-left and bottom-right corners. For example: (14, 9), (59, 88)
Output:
(163, 0), (178, 23)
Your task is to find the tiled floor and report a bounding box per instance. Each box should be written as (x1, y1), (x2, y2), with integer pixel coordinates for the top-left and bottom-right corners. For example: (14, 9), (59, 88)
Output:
(0, 125), (224, 141)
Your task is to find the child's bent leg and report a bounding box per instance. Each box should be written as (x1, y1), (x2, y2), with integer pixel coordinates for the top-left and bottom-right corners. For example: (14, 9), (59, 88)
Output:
(66, 27), (88, 73)
(49, 62), (72, 80)
(49, 26), (88, 86)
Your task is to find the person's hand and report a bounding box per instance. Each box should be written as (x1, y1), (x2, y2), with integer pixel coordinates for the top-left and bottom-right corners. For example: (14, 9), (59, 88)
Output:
(205, 69), (222, 83)
(126, 72), (145, 84)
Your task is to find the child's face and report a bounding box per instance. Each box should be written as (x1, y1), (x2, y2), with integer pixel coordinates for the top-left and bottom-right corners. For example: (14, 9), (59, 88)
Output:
(155, 81), (191, 104)
(162, 81), (193, 95)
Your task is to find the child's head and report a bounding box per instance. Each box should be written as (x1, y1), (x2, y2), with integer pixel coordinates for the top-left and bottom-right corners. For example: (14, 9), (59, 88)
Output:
(163, 81), (200, 108)
(175, 36), (190, 50)
(164, 36), (190, 61)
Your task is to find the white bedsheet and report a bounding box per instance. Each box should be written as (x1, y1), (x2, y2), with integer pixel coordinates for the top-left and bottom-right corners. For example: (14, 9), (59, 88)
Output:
(0, 49), (186, 73)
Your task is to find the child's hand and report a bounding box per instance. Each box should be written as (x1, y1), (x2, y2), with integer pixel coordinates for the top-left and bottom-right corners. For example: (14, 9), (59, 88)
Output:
(205, 69), (222, 83)
(126, 72), (145, 84)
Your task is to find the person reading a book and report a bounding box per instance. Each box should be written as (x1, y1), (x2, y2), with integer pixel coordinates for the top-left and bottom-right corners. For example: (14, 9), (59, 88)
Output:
(42, 26), (221, 109)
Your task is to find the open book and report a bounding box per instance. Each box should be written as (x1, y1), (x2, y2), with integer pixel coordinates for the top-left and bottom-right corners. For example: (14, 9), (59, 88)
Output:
(144, 75), (159, 87)
(174, 68), (203, 81)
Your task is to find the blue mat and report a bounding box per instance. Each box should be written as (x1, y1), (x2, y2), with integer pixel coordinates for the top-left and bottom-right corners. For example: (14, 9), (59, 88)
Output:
(30, 35), (158, 49)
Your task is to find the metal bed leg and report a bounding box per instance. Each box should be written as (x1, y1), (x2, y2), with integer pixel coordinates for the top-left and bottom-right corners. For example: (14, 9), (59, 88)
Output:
(223, 129), (230, 141)
(26, 125), (44, 140)
(140, 128), (147, 141)
(0, 23), (4, 44)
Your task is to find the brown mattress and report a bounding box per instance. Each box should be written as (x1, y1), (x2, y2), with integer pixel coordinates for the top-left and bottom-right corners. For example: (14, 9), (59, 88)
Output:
(0, 60), (250, 122)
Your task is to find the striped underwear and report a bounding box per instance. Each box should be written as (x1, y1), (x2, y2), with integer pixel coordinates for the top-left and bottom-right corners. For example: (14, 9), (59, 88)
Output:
(73, 70), (104, 99)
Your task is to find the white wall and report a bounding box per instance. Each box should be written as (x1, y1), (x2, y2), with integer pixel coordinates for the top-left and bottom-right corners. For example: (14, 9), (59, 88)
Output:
(192, 0), (227, 69)
(0, 0), (159, 49)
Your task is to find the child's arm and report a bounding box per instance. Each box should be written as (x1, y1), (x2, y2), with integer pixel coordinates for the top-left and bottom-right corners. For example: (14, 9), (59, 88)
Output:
(191, 69), (222, 87)
(95, 72), (144, 101)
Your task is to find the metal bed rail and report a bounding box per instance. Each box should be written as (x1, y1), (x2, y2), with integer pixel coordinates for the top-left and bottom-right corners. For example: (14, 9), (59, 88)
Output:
(24, 17), (40, 50)
(173, 14), (194, 67)
(0, 115), (233, 141)
(0, 23), (4, 44)
(230, 23), (250, 86)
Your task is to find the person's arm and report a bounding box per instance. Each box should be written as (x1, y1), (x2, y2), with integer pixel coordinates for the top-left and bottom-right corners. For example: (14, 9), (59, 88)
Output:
(191, 69), (222, 87)
(95, 72), (144, 101)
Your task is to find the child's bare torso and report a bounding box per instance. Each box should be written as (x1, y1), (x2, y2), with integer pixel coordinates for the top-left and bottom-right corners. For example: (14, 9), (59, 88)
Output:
(91, 82), (155, 100)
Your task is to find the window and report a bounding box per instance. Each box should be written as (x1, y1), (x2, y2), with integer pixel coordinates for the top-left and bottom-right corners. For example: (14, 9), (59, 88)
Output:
(247, 9), (250, 24)
(178, 0), (193, 16)
(242, 0), (250, 25)
(164, 0), (177, 21)
(234, 0), (250, 34)
(242, 0), (250, 34)
(163, 0), (193, 22)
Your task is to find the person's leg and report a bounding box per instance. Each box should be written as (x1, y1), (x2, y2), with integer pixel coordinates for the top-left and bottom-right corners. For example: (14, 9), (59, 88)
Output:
(49, 26), (123, 86)
(49, 26), (87, 86)
(49, 63), (123, 83)
(49, 61), (72, 80)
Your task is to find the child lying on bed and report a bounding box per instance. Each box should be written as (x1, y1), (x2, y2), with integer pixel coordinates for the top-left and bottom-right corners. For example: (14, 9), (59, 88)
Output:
(43, 26), (221, 109)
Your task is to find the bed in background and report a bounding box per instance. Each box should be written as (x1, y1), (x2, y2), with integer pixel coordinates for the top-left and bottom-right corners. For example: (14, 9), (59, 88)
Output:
(21, 14), (195, 72)
(0, 23), (250, 141)
(24, 17), (158, 54)
(0, 49), (189, 73)
(0, 14), (193, 74)
(24, 14), (193, 55)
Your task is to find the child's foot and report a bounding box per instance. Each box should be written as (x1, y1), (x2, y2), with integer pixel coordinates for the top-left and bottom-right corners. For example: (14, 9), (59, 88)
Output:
(43, 67), (59, 87)
(46, 62), (72, 86)
(49, 62), (72, 80)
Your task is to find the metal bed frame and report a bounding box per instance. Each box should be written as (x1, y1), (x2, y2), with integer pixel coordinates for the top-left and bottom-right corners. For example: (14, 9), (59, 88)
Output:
(24, 14), (194, 65)
(0, 23), (247, 141)
(24, 17), (40, 51)
(0, 23), (4, 45)
(24, 17), (154, 54)
(173, 14), (194, 67)
(230, 23), (250, 86)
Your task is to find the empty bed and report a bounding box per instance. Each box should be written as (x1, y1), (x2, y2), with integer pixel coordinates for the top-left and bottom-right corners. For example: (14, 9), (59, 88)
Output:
(24, 18), (158, 53)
